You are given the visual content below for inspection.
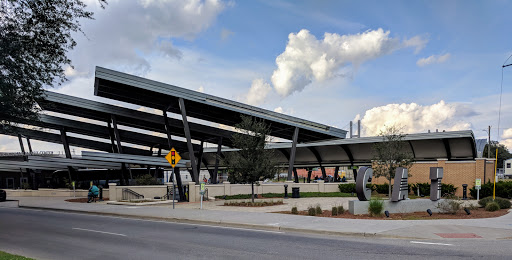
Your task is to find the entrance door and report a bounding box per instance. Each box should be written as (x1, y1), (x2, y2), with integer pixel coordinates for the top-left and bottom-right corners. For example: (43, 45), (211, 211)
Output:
(6, 178), (14, 189)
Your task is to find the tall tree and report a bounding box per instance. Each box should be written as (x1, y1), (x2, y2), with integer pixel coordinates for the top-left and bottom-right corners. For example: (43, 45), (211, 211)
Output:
(0, 0), (106, 125)
(372, 125), (413, 200)
(224, 115), (278, 202)
(483, 141), (512, 168)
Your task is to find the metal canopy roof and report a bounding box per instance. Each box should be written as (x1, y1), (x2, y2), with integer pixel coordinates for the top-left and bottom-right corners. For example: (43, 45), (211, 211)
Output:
(38, 91), (237, 147)
(94, 66), (347, 143)
(9, 114), (197, 153)
(200, 130), (477, 168)
(0, 126), (149, 155)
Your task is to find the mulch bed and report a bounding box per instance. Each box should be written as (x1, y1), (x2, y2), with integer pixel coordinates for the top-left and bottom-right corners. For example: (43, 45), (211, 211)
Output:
(66, 198), (109, 203)
(223, 201), (284, 207)
(277, 207), (510, 220)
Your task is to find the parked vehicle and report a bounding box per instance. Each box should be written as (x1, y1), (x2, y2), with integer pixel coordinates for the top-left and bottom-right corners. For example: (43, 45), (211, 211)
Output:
(0, 189), (6, 202)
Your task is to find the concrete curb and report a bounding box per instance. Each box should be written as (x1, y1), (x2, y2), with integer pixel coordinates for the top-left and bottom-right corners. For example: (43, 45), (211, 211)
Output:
(17, 205), (424, 240)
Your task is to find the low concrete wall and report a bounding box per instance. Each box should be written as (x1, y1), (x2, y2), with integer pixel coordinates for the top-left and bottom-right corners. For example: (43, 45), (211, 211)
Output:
(5, 188), (109, 198)
(349, 199), (446, 215)
(188, 181), (351, 202)
(109, 183), (168, 201)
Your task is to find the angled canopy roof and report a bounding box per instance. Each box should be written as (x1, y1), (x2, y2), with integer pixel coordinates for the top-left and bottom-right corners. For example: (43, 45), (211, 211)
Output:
(94, 66), (347, 143)
(200, 130), (477, 168)
(38, 91), (237, 147)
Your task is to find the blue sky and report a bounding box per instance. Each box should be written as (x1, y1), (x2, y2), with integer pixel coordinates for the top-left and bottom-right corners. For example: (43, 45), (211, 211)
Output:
(2, 0), (512, 152)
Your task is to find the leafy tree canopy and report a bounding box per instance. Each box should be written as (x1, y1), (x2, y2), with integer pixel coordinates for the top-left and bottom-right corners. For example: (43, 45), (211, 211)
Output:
(224, 115), (279, 201)
(372, 125), (413, 199)
(0, 0), (105, 125)
(483, 141), (512, 167)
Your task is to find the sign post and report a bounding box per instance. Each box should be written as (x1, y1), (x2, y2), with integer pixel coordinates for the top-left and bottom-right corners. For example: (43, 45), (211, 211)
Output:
(72, 181), (75, 197)
(165, 148), (181, 209)
(475, 178), (481, 201)
(200, 182), (206, 209)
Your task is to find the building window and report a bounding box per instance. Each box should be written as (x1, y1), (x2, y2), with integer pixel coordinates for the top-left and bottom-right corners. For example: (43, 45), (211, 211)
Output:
(507, 163), (511, 168)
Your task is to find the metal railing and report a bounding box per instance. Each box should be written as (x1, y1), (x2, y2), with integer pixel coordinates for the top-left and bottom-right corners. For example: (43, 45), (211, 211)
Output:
(122, 188), (144, 200)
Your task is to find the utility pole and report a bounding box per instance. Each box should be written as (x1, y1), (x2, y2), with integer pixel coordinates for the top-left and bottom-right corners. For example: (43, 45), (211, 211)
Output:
(488, 125), (491, 159)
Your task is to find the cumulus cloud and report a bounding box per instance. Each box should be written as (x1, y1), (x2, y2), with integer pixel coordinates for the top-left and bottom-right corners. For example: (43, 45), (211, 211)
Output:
(220, 28), (234, 41)
(417, 53), (451, 67)
(501, 128), (512, 151)
(246, 78), (272, 106)
(68, 0), (226, 77)
(357, 100), (472, 136)
(274, 107), (284, 113)
(270, 29), (427, 97)
(403, 35), (428, 54)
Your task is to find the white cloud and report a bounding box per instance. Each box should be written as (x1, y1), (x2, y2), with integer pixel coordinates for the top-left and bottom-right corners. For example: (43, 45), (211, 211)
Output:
(274, 107), (284, 113)
(417, 53), (451, 67)
(220, 28), (234, 41)
(502, 128), (512, 139)
(403, 35), (428, 54)
(270, 29), (428, 97)
(358, 100), (472, 136)
(68, 0), (226, 77)
(246, 78), (272, 106)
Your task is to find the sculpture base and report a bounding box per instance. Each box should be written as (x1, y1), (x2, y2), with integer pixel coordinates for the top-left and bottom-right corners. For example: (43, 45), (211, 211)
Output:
(349, 199), (445, 215)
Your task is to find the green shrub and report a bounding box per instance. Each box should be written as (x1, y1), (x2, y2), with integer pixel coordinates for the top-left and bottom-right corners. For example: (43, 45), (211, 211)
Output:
(315, 204), (322, 215)
(495, 197), (512, 209)
(368, 199), (384, 216)
(441, 184), (457, 196)
(411, 183), (430, 196)
(470, 181), (512, 199)
(485, 202), (500, 212)
(331, 206), (338, 216)
(372, 183), (390, 194)
(308, 206), (316, 216)
(478, 197), (493, 207)
(338, 183), (356, 193)
(337, 205), (345, 214)
(291, 206), (298, 214)
(135, 174), (160, 185)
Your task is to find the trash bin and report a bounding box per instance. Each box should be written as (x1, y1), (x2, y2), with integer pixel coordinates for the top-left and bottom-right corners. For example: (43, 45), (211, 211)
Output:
(292, 187), (300, 198)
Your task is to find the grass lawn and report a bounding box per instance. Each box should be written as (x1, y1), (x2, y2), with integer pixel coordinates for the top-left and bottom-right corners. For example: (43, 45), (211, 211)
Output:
(0, 251), (34, 260)
(216, 192), (354, 200)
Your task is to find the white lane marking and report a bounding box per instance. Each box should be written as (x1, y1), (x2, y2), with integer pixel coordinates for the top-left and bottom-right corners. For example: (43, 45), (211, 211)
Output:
(410, 241), (453, 246)
(72, 227), (127, 237)
(16, 207), (284, 234)
(175, 222), (284, 234)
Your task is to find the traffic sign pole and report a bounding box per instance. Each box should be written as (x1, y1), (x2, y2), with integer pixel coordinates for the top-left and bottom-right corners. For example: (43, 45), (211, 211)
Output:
(172, 167), (175, 209)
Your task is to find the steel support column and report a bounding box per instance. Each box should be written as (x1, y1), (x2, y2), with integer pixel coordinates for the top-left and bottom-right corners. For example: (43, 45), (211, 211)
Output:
(162, 109), (185, 201)
(59, 128), (74, 183)
(212, 137), (222, 184)
(18, 134), (26, 154)
(26, 137), (33, 153)
(287, 127), (299, 181)
(111, 115), (132, 183)
(334, 166), (340, 182)
(307, 168), (312, 183)
(293, 168), (299, 183)
(107, 122), (118, 153)
(196, 140), (204, 175)
(178, 98), (199, 184)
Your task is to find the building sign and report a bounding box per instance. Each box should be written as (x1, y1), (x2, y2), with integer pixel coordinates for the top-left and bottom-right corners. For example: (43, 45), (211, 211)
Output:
(391, 167), (408, 202)
(355, 167), (373, 201)
(429, 167), (443, 201)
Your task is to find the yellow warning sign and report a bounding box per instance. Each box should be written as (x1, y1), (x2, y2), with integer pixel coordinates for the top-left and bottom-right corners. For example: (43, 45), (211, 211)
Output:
(165, 148), (181, 168)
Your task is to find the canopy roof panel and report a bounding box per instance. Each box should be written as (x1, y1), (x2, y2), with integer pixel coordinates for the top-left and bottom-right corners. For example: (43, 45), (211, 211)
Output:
(94, 66), (347, 143)
(201, 130), (477, 168)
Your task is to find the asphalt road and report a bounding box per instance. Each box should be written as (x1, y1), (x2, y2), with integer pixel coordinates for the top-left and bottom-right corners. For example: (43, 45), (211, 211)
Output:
(0, 207), (510, 260)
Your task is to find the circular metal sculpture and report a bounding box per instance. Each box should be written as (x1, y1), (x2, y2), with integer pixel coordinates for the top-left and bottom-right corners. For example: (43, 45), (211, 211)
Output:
(356, 166), (373, 201)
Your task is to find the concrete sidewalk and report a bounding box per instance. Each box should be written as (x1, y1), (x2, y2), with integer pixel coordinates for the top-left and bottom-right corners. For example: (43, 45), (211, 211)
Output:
(3, 196), (511, 240)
